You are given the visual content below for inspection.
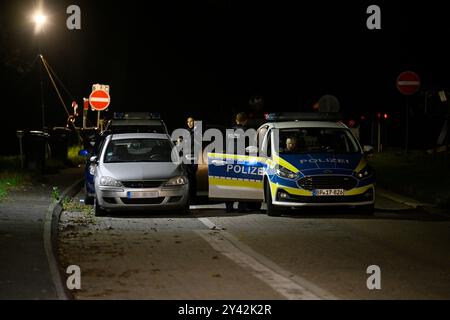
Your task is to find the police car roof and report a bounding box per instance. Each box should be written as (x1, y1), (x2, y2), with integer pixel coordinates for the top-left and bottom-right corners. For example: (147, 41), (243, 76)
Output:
(109, 119), (164, 126)
(110, 133), (170, 140)
(269, 121), (348, 130)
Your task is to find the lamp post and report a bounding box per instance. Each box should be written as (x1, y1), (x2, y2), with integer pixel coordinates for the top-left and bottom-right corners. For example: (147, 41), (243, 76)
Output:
(33, 12), (47, 130)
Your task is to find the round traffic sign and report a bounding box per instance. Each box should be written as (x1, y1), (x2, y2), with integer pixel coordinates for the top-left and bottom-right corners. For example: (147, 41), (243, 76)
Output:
(396, 71), (420, 95)
(89, 89), (110, 111)
(318, 95), (340, 112)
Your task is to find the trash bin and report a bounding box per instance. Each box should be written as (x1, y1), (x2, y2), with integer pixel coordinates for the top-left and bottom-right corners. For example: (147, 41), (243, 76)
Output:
(24, 131), (50, 172)
(50, 127), (70, 162)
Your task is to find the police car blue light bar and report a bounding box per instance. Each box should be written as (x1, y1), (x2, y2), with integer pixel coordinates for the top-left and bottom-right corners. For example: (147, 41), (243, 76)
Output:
(113, 112), (161, 120)
(264, 112), (343, 122)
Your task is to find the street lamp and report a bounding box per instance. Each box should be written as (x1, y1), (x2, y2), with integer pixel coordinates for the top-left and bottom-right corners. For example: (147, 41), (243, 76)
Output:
(32, 10), (47, 130)
(33, 12), (47, 33)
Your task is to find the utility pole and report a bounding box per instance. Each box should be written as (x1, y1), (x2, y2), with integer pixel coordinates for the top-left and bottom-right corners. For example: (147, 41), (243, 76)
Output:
(39, 52), (46, 130)
(405, 97), (409, 154)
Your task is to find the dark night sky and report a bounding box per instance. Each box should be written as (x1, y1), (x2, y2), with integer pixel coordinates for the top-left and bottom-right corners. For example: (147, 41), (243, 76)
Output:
(1, 0), (450, 153)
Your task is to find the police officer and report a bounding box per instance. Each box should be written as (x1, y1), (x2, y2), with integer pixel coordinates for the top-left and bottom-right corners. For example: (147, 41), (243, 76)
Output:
(185, 117), (200, 202)
(225, 112), (260, 213)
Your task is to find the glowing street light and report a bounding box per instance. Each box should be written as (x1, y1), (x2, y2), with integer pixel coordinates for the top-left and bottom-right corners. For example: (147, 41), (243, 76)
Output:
(33, 12), (47, 33)
(31, 8), (49, 129)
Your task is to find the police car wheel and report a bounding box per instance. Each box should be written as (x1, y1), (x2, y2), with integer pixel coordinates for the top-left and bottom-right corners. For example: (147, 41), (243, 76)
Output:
(94, 199), (106, 217)
(265, 181), (282, 217)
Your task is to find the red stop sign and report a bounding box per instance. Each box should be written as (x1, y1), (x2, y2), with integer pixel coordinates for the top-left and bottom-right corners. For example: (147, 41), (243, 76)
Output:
(89, 89), (110, 111)
(396, 71), (420, 95)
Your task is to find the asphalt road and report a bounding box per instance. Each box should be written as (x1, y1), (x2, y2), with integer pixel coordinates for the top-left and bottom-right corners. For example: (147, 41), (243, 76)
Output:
(0, 168), (83, 300)
(58, 194), (450, 299)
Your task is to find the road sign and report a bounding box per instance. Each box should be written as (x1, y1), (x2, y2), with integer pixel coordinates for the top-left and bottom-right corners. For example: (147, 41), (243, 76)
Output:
(89, 89), (110, 111)
(92, 83), (109, 92)
(397, 71), (420, 95)
(83, 98), (89, 110)
(72, 101), (79, 116)
(318, 95), (340, 112)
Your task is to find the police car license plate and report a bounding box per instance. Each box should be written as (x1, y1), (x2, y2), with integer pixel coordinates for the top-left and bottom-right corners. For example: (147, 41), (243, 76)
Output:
(127, 191), (158, 199)
(313, 189), (344, 196)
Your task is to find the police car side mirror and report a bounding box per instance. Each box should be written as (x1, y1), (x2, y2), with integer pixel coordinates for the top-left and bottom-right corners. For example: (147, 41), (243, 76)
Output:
(245, 146), (259, 154)
(89, 156), (98, 164)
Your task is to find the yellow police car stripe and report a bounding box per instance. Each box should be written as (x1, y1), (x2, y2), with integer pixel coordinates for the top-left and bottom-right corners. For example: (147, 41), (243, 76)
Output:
(269, 182), (374, 198)
(269, 181), (313, 197)
(209, 177), (263, 189)
(354, 158), (367, 173)
(271, 155), (300, 173)
(343, 184), (374, 196)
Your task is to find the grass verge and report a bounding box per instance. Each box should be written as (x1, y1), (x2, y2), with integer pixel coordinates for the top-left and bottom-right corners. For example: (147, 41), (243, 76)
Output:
(369, 149), (450, 210)
(0, 170), (31, 202)
(68, 144), (86, 166)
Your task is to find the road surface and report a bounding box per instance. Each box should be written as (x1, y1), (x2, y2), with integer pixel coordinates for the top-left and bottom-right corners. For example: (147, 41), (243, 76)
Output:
(58, 193), (450, 299)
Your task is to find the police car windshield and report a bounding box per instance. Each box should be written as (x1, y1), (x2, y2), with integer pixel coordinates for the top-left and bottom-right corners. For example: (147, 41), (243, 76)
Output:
(104, 138), (173, 163)
(279, 128), (360, 154)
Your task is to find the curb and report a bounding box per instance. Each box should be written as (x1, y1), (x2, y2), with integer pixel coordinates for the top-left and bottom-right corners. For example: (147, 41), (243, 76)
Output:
(43, 178), (84, 300)
(376, 187), (432, 209)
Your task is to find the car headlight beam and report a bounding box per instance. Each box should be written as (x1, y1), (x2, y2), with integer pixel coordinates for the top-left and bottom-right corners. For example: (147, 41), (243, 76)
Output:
(276, 166), (299, 180)
(356, 165), (374, 179)
(164, 175), (188, 186)
(99, 176), (123, 187)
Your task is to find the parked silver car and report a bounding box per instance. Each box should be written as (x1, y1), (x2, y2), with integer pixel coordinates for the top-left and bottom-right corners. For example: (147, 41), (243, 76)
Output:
(92, 133), (189, 216)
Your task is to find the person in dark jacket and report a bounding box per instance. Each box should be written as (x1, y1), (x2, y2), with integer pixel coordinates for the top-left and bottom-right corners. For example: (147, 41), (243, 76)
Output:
(225, 112), (260, 213)
(185, 117), (200, 202)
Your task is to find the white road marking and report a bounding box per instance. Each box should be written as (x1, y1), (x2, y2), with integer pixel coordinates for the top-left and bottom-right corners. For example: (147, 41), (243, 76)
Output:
(198, 217), (222, 230)
(89, 97), (109, 102)
(195, 217), (337, 300)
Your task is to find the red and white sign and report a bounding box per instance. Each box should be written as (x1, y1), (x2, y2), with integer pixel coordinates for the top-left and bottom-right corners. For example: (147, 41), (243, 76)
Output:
(89, 89), (110, 111)
(83, 98), (89, 110)
(72, 101), (79, 116)
(396, 71), (421, 95)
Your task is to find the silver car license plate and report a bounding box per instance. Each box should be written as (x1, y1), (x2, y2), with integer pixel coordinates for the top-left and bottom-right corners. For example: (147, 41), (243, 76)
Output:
(313, 189), (344, 196)
(127, 191), (158, 199)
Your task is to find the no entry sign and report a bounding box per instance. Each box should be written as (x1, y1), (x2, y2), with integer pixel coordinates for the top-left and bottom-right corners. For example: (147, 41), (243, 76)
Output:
(397, 71), (421, 95)
(89, 89), (110, 111)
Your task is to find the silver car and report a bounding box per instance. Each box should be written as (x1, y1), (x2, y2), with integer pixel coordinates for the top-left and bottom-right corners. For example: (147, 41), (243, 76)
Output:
(92, 133), (189, 216)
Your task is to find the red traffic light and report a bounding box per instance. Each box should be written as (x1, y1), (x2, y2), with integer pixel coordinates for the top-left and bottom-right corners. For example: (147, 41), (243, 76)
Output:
(376, 112), (389, 120)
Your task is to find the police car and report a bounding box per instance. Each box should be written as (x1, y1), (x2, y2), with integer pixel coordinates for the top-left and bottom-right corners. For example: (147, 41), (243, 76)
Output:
(207, 113), (375, 216)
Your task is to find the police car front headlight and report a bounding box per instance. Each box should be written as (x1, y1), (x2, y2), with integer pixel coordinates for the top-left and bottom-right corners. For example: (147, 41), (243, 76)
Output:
(99, 176), (123, 187)
(356, 165), (374, 179)
(165, 176), (188, 186)
(276, 166), (299, 180)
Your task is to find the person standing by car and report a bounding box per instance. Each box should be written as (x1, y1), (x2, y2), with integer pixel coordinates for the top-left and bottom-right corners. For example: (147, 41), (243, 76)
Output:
(225, 112), (260, 213)
(186, 117), (200, 202)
